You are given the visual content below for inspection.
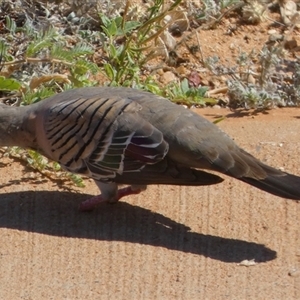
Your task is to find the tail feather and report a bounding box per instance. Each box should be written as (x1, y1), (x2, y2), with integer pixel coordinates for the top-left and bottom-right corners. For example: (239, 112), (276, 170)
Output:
(241, 172), (300, 200)
(210, 148), (300, 200)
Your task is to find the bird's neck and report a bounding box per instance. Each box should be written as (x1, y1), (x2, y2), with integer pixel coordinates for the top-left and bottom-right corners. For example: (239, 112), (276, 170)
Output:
(0, 104), (38, 149)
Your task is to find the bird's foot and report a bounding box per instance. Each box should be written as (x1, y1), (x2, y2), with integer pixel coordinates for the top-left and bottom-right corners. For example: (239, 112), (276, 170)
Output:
(78, 186), (143, 212)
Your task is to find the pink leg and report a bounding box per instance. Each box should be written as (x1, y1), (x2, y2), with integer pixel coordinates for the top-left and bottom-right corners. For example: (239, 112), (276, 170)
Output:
(79, 186), (143, 212)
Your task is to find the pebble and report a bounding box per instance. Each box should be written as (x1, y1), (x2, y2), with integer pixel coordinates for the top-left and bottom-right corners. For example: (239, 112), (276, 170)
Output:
(159, 71), (177, 85)
(268, 29), (277, 35)
(237, 259), (257, 267)
(176, 65), (188, 76)
(288, 269), (300, 277)
(284, 37), (298, 50)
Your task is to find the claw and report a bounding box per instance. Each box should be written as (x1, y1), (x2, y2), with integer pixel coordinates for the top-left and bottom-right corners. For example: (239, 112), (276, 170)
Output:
(78, 186), (143, 211)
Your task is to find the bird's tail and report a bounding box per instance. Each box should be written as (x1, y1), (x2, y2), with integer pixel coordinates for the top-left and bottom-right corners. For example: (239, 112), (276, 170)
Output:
(240, 169), (300, 200)
(217, 149), (300, 201)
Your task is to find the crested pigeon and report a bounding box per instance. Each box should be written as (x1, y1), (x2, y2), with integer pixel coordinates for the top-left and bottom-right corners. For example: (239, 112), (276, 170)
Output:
(0, 87), (299, 211)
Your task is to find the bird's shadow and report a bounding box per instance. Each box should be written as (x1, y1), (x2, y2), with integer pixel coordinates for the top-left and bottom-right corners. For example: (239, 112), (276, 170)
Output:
(0, 190), (276, 263)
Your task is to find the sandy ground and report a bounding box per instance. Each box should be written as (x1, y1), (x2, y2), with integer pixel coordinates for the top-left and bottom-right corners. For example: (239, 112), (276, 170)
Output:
(0, 107), (299, 299)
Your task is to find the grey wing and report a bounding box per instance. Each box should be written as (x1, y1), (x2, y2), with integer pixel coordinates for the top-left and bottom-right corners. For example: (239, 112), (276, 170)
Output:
(44, 95), (168, 181)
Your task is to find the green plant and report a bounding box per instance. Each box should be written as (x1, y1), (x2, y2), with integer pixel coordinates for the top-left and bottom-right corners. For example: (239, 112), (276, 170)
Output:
(99, 0), (182, 88)
(204, 40), (300, 109)
(164, 78), (216, 107)
(1, 16), (100, 103)
(227, 80), (284, 109)
(226, 45), (289, 109)
(196, 0), (242, 25)
(6, 147), (85, 187)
